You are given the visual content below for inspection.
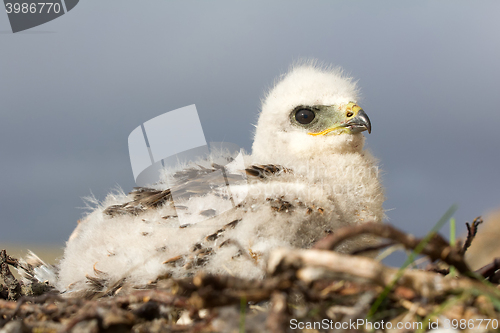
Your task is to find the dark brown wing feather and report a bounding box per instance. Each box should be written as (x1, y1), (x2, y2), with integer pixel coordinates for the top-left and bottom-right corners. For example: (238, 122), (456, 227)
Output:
(103, 164), (291, 217)
(244, 164), (291, 178)
(103, 188), (171, 217)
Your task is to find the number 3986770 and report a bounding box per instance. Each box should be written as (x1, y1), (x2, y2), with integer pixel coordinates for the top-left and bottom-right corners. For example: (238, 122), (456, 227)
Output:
(5, 3), (61, 14)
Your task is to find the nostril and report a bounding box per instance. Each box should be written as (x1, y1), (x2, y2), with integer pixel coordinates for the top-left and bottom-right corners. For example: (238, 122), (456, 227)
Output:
(346, 111), (354, 117)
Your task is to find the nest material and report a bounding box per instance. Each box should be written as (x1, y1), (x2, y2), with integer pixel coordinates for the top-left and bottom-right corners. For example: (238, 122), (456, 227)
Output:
(1, 218), (500, 332)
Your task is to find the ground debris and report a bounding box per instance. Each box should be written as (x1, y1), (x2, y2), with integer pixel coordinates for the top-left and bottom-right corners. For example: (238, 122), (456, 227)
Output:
(0, 250), (21, 301)
(1, 219), (500, 332)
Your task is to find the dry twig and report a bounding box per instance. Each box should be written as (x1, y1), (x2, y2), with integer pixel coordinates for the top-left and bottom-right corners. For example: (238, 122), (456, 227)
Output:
(268, 248), (498, 299)
(460, 217), (483, 255)
(475, 257), (500, 282)
(313, 222), (472, 275)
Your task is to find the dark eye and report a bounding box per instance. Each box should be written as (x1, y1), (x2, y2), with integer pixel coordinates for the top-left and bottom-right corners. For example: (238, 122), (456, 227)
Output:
(295, 109), (315, 124)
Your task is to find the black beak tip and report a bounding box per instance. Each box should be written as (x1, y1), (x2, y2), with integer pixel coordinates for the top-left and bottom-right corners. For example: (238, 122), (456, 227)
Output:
(357, 109), (371, 134)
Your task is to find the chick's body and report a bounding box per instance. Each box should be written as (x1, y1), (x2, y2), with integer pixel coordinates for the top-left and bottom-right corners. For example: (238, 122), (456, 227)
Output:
(56, 62), (385, 294)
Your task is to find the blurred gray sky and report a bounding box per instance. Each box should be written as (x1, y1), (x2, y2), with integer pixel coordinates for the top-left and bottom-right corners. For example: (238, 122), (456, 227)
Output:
(1, 1), (499, 252)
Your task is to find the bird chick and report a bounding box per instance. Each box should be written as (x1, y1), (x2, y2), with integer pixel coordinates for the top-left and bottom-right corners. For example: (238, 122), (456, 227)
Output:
(44, 61), (385, 296)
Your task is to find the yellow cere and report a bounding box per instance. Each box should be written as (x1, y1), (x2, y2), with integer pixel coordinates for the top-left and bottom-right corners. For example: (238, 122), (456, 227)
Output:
(308, 102), (362, 136)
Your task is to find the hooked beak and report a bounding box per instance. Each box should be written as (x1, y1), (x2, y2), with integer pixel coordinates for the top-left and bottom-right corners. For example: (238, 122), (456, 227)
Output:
(344, 109), (371, 134)
(307, 103), (372, 136)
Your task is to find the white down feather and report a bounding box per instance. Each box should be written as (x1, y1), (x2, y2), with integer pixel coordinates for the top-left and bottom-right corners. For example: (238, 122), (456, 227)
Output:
(48, 61), (385, 295)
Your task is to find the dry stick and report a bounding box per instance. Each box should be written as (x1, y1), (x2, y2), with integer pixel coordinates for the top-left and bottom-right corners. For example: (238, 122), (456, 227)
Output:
(350, 241), (397, 255)
(475, 258), (500, 281)
(491, 270), (500, 284)
(425, 217), (484, 276)
(460, 217), (483, 255)
(313, 222), (472, 275)
(268, 248), (497, 299)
